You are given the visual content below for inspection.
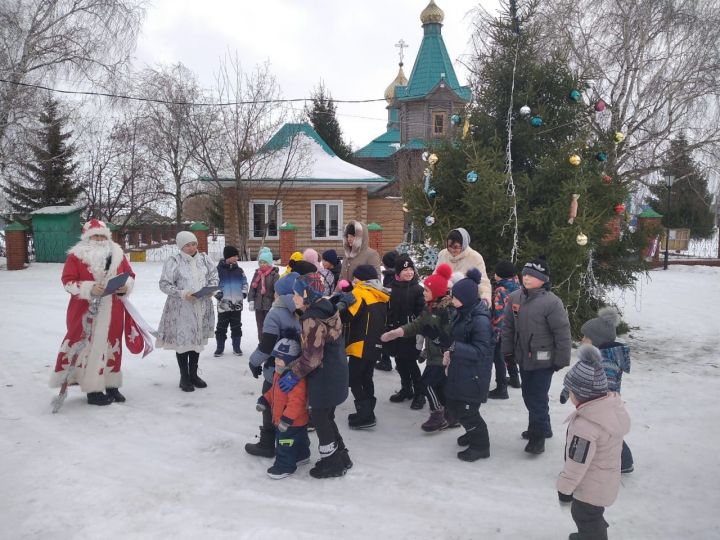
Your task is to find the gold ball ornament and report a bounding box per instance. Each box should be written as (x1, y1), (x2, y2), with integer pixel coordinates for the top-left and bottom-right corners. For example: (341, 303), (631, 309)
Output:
(614, 131), (625, 143)
(569, 154), (582, 166)
(576, 233), (588, 246)
(428, 153), (439, 166)
(402, 203), (410, 213)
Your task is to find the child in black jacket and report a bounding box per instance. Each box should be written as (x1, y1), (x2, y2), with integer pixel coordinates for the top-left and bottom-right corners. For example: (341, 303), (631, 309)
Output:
(376, 250), (399, 371)
(444, 269), (494, 462)
(385, 254), (426, 409)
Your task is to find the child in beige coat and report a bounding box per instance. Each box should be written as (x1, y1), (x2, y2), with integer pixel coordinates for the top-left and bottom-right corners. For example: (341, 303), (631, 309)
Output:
(557, 345), (630, 540)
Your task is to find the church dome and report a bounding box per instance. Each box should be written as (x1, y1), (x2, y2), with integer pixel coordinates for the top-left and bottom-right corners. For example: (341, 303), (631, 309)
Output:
(384, 64), (408, 102)
(420, 0), (444, 25)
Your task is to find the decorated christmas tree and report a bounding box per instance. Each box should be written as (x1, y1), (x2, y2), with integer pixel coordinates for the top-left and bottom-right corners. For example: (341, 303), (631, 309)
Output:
(404, 3), (648, 334)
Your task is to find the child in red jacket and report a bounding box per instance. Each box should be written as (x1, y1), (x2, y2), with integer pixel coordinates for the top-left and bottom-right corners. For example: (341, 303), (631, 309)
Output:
(262, 338), (310, 479)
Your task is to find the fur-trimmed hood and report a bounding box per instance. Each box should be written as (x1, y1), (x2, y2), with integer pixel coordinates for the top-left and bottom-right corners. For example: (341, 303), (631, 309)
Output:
(343, 220), (369, 260)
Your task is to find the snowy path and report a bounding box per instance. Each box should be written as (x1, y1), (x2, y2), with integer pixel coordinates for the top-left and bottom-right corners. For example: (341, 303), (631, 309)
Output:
(1, 263), (719, 539)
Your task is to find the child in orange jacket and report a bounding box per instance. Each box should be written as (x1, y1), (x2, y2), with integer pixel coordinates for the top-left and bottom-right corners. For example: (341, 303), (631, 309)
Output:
(262, 338), (311, 479)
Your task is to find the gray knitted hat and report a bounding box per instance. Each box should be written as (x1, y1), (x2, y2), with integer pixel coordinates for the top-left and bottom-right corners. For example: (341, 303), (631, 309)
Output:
(563, 345), (608, 403)
(580, 307), (620, 346)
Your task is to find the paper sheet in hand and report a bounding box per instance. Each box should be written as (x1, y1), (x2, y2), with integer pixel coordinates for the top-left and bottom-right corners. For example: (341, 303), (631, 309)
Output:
(102, 273), (130, 296)
(192, 286), (221, 298)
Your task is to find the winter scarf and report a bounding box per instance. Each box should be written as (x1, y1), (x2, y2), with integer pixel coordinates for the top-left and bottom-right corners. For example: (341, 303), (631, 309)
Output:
(252, 264), (274, 296)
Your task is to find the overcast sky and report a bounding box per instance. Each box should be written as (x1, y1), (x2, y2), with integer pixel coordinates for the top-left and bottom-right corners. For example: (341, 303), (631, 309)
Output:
(134, 0), (498, 150)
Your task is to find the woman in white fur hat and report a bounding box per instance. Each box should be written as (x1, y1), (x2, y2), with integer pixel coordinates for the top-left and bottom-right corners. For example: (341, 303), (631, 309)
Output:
(156, 230), (219, 391)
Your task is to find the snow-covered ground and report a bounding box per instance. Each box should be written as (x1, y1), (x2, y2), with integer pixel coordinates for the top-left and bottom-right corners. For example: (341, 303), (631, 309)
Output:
(1, 262), (719, 540)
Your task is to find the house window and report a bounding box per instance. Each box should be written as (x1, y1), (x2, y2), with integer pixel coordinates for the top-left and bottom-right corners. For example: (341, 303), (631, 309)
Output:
(312, 200), (343, 239)
(249, 200), (281, 239)
(433, 112), (446, 135)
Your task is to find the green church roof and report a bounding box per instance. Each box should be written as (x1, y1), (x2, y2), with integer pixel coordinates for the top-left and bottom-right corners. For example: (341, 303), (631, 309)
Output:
(396, 22), (471, 102)
(262, 123), (336, 156)
(354, 129), (401, 159)
(638, 208), (663, 218)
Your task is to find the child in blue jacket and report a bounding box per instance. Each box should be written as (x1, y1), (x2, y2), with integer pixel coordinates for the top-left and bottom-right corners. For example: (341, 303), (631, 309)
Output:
(214, 245), (248, 356)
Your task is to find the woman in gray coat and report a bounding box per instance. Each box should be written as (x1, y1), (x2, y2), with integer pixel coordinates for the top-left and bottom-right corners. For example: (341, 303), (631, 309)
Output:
(156, 231), (219, 392)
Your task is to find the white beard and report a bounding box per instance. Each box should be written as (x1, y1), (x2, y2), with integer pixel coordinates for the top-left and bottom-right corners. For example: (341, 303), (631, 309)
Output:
(70, 239), (120, 280)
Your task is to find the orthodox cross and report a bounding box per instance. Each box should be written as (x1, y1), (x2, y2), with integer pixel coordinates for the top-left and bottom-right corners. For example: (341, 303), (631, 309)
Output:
(395, 39), (408, 65)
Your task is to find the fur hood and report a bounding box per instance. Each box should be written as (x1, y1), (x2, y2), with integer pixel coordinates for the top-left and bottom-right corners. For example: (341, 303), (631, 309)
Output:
(343, 220), (369, 260)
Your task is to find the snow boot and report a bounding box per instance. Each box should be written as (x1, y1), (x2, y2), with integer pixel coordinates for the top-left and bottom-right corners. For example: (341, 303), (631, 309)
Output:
(524, 432), (546, 455)
(105, 387), (126, 402)
(507, 373), (521, 389)
(389, 386), (414, 403)
(188, 357), (207, 388)
(309, 449), (347, 479)
(445, 408), (461, 429)
(232, 336), (242, 356)
(522, 429), (552, 439)
(348, 398), (376, 429)
(177, 356), (194, 392)
(457, 446), (490, 461)
(421, 408), (449, 432)
(375, 353), (392, 372)
(457, 432), (471, 446)
(410, 393), (426, 410)
(245, 426), (275, 458)
(488, 383), (509, 400)
(213, 336), (225, 357)
(87, 392), (112, 406)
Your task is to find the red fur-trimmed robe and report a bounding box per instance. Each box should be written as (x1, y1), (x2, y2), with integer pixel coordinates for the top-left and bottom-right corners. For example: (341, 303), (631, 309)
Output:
(50, 240), (136, 393)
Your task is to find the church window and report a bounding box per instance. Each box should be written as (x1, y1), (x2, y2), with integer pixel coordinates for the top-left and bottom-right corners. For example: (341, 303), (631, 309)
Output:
(433, 112), (446, 135)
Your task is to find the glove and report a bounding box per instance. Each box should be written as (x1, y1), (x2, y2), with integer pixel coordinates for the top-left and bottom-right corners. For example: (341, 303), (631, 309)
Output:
(278, 371), (301, 393)
(255, 396), (269, 412)
(437, 332), (453, 350)
(214, 291), (223, 301)
(559, 387), (569, 404)
(243, 293), (247, 299)
(248, 301), (255, 312)
(558, 491), (573, 504)
(249, 362), (262, 379)
(422, 324), (440, 339)
(277, 416), (293, 432)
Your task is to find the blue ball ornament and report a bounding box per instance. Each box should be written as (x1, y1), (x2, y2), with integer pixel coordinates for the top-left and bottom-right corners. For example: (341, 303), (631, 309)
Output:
(596, 151), (608, 162)
(451, 114), (462, 126)
(466, 171), (478, 183)
(569, 89), (582, 102)
(530, 116), (543, 127)
(427, 188), (437, 198)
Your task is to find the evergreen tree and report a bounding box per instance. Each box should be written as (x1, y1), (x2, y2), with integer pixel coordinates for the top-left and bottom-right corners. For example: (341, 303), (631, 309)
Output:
(405, 2), (647, 334)
(4, 98), (81, 215)
(645, 135), (716, 240)
(306, 82), (352, 160)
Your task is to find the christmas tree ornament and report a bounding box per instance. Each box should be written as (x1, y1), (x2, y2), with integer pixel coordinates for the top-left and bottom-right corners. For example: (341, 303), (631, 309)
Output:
(463, 118), (470, 139)
(569, 89), (582, 102)
(568, 194), (580, 224)
(421, 151), (429, 162)
(451, 114), (462, 126)
(530, 116), (543, 127)
(614, 131), (625, 143)
(576, 233), (588, 246)
(594, 100), (606, 112)
(425, 215), (436, 227)
(466, 171), (478, 183)
(519, 105), (531, 116)
(614, 203), (625, 214)
(402, 203), (410, 213)
(426, 187), (437, 198)
(596, 151), (608, 162)
(569, 154), (581, 166)
(602, 174), (612, 184)
(424, 168), (432, 178)
(471, 125), (481, 138)
(428, 153), (438, 166)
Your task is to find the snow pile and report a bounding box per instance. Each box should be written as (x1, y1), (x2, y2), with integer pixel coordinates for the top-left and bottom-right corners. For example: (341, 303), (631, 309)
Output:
(1, 263), (719, 539)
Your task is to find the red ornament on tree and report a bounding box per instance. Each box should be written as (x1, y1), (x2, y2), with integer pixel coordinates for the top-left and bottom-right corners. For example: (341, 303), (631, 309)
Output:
(594, 100), (606, 112)
(602, 175), (612, 184)
(614, 203), (625, 214)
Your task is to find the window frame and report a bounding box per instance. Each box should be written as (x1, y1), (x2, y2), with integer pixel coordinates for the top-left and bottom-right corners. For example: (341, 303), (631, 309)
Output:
(432, 112), (446, 136)
(311, 200), (344, 240)
(249, 199), (282, 240)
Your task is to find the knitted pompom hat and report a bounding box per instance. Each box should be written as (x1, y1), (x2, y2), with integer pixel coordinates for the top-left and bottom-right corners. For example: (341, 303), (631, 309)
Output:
(563, 345), (609, 403)
(451, 268), (482, 307)
(423, 263), (452, 300)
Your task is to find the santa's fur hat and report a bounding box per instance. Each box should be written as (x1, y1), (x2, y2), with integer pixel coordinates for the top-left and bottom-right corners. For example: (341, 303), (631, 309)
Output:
(81, 219), (112, 241)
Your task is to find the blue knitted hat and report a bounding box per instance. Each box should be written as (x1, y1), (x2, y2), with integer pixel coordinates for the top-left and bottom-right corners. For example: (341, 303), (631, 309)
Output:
(275, 273), (299, 296)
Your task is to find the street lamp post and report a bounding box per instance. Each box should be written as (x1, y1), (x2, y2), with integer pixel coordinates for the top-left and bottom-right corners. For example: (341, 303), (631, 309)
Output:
(663, 174), (675, 270)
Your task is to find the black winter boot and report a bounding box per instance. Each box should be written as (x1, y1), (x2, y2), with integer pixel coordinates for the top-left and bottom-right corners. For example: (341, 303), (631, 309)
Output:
(457, 424), (490, 461)
(188, 356), (207, 388)
(177, 356), (194, 392)
(389, 387), (414, 403)
(522, 429), (553, 439)
(488, 383), (509, 400)
(213, 336), (225, 357)
(457, 446), (490, 461)
(375, 353), (392, 371)
(524, 431), (546, 454)
(507, 373), (521, 389)
(309, 449), (348, 479)
(348, 398), (377, 429)
(245, 426), (275, 458)
(87, 392), (112, 406)
(410, 393), (426, 410)
(232, 336), (242, 356)
(105, 387), (126, 402)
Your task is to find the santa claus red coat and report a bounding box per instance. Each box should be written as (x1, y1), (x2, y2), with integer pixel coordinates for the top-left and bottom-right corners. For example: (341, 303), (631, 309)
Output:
(50, 220), (136, 393)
